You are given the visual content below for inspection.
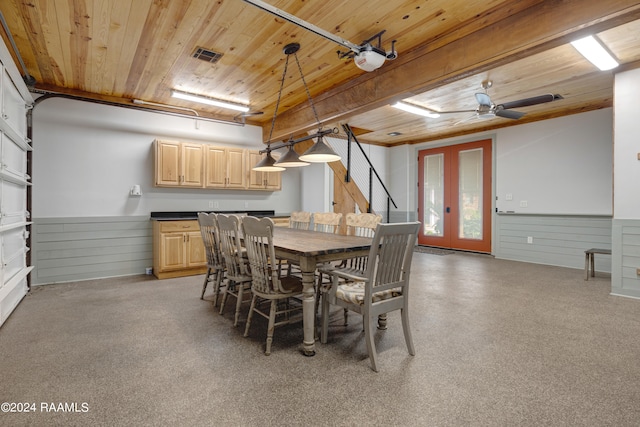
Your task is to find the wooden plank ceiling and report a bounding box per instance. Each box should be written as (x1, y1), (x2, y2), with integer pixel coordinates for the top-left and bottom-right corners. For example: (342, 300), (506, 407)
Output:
(1, 0), (640, 147)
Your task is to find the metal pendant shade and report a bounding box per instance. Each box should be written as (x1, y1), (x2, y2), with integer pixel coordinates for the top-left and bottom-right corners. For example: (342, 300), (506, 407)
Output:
(252, 151), (285, 171)
(274, 145), (309, 167)
(253, 42), (340, 171)
(298, 136), (341, 163)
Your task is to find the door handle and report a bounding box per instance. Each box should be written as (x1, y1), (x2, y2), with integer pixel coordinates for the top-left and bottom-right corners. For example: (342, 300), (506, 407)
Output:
(446, 207), (450, 213)
(331, 201), (337, 206)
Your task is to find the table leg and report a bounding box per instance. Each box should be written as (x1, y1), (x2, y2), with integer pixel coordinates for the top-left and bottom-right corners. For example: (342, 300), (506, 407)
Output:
(300, 258), (317, 356)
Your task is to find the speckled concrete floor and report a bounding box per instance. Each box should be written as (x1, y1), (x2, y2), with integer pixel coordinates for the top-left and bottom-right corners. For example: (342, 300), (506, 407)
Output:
(1, 252), (639, 426)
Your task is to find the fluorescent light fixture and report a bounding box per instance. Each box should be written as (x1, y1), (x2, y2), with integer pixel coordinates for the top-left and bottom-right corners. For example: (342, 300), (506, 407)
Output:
(570, 36), (618, 71)
(171, 90), (250, 112)
(392, 101), (440, 118)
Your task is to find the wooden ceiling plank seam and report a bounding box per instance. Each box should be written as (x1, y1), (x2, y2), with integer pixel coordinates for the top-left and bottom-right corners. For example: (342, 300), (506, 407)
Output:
(0, 0), (40, 83)
(12, 0), (54, 85)
(141, 1), (217, 102)
(266, 0), (640, 141)
(131, 0), (202, 100)
(33, 0), (66, 87)
(100, 0), (132, 97)
(46, 0), (72, 87)
(111, 0), (153, 96)
(122, 0), (174, 96)
(67, 0), (91, 93)
(161, 2), (253, 104)
(88, 0), (112, 94)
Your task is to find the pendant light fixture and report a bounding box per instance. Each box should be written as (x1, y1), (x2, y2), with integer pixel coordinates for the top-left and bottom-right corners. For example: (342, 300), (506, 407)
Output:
(253, 43), (340, 171)
(274, 140), (309, 167)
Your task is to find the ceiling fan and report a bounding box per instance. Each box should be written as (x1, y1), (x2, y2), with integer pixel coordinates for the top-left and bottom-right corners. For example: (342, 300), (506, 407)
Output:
(441, 80), (563, 123)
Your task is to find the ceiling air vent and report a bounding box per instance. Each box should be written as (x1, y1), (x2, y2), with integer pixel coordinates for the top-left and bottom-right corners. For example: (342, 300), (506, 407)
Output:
(192, 47), (223, 64)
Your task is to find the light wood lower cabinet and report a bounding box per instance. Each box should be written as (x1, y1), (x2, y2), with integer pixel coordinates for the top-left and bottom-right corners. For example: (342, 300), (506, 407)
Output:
(152, 220), (207, 279)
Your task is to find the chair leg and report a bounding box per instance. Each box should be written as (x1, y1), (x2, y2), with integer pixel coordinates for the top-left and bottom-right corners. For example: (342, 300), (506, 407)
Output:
(321, 293), (330, 344)
(244, 295), (257, 337)
(265, 300), (277, 355)
(219, 281), (231, 315)
(201, 268), (212, 299)
(233, 283), (244, 327)
(364, 313), (378, 372)
(377, 313), (388, 330)
(401, 307), (415, 356)
(212, 270), (222, 307)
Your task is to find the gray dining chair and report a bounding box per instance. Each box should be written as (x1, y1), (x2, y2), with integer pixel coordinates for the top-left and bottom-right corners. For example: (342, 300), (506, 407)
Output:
(217, 214), (253, 327)
(320, 221), (420, 372)
(197, 212), (225, 305)
(241, 216), (303, 355)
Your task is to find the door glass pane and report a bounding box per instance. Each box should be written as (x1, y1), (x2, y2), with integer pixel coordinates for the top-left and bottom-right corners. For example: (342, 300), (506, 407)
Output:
(423, 154), (444, 237)
(459, 148), (482, 240)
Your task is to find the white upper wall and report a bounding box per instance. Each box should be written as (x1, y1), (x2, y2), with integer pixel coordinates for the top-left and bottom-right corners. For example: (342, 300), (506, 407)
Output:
(496, 108), (612, 215)
(614, 68), (640, 219)
(31, 96), (303, 218)
(391, 108), (613, 216)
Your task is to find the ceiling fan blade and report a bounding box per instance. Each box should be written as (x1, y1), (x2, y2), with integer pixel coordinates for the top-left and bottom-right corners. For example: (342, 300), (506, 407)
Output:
(495, 108), (525, 119)
(498, 93), (563, 110)
(436, 109), (477, 114)
(475, 93), (492, 106)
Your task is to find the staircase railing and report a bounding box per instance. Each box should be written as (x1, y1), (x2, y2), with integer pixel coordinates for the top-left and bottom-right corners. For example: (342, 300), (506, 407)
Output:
(341, 124), (398, 222)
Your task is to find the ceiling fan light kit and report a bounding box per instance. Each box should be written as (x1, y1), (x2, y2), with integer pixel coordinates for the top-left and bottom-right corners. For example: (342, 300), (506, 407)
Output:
(570, 36), (618, 71)
(170, 90), (250, 112)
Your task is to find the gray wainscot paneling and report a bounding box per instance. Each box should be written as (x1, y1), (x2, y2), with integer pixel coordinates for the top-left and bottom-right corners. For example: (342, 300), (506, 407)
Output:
(611, 219), (640, 299)
(32, 216), (152, 285)
(494, 213), (612, 272)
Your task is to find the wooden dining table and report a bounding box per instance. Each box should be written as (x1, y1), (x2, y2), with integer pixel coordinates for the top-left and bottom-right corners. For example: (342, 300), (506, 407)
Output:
(272, 227), (372, 356)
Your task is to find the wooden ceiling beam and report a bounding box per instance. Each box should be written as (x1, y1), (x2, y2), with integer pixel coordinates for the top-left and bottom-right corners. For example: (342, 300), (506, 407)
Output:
(265, 0), (640, 141)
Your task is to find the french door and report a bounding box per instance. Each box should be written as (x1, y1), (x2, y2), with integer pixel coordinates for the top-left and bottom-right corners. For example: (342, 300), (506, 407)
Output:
(417, 139), (492, 253)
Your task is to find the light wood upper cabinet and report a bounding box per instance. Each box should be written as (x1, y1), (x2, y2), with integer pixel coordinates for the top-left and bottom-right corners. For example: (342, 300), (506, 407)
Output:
(155, 141), (280, 191)
(205, 146), (246, 189)
(155, 140), (204, 187)
(182, 142), (205, 187)
(248, 150), (282, 191)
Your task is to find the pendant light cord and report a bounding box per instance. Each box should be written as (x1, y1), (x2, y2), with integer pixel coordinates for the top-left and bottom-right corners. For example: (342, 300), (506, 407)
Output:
(292, 52), (322, 130)
(266, 54), (291, 146)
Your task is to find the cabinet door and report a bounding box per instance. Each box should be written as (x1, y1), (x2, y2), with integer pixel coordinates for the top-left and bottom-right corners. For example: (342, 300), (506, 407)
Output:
(155, 140), (181, 186)
(264, 169), (281, 190)
(247, 150), (265, 189)
(226, 148), (247, 189)
(181, 143), (204, 187)
(159, 232), (186, 271)
(186, 231), (206, 267)
(205, 145), (227, 188)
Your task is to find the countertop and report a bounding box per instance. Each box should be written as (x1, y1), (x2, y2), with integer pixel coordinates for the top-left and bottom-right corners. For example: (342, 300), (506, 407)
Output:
(150, 210), (281, 221)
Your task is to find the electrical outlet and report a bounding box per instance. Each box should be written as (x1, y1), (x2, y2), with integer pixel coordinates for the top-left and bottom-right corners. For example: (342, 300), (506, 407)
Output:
(527, 236), (533, 244)
(214, 201), (219, 209)
(520, 200), (528, 208)
(244, 202), (249, 209)
(505, 193), (513, 201)
(208, 201), (214, 208)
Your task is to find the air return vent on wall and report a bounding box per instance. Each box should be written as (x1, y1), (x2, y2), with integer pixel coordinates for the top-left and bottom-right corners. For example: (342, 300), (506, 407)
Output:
(192, 47), (223, 64)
